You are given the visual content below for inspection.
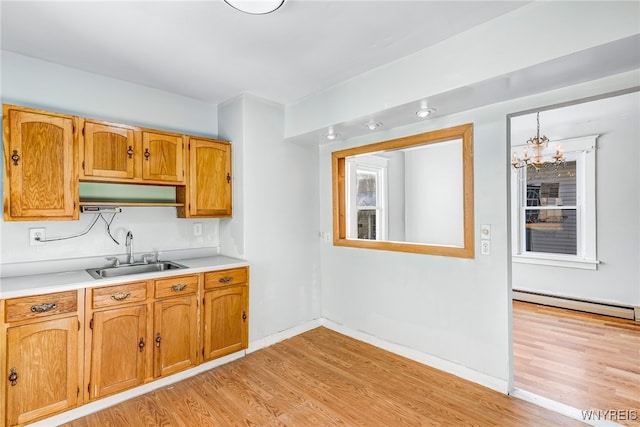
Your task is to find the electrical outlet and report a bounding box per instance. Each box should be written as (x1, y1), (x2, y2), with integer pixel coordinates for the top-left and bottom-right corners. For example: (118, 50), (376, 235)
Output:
(29, 228), (46, 246)
(481, 240), (491, 255)
(193, 223), (203, 236)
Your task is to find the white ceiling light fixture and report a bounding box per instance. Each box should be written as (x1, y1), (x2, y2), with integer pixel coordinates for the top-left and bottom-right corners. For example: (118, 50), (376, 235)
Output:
(364, 121), (382, 131)
(224, 0), (285, 15)
(416, 100), (436, 118)
(325, 127), (340, 141)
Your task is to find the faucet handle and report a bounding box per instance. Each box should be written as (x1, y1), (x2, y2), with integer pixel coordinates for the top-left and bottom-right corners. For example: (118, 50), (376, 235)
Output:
(105, 257), (120, 267)
(141, 253), (157, 264)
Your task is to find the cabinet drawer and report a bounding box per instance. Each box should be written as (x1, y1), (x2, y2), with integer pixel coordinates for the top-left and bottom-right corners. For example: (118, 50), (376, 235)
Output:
(154, 274), (198, 298)
(91, 281), (147, 309)
(5, 290), (77, 322)
(204, 268), (248, 289)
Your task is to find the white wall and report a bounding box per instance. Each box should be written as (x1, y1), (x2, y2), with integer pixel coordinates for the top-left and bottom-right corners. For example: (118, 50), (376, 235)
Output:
(387, 150), (405, 242)
(405, 140), (463, 246)
(218, 94), (322, 342)
(0, 52), (220, 273)
(512, 91), (640, 306)
(317, 71), (639, 391)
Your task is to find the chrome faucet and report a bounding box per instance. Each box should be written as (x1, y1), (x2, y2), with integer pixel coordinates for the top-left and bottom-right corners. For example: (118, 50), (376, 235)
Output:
(125, 231), (135, 264)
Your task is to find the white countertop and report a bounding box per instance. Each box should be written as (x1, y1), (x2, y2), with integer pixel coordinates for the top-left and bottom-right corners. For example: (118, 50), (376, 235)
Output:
(0, 255), (249, 299)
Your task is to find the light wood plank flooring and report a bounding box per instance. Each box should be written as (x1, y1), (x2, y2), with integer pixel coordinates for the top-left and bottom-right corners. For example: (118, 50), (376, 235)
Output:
(513, 300), (640, 426)
(64, 327), (583, 427)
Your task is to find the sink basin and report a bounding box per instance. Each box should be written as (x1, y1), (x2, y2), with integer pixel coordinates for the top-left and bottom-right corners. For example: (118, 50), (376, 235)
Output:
(86, 261), (187, 279)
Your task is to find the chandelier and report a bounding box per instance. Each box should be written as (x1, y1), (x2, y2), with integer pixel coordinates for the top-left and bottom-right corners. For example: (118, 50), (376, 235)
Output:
(511, 112), (565, 170)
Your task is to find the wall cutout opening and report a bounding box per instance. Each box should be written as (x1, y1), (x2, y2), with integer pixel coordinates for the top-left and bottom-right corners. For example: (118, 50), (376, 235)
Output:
(332, 123), (474, 257)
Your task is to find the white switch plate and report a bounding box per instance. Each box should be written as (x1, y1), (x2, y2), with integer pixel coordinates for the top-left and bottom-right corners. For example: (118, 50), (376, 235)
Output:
(318, 231), (331, 243)
(481, 240), (491, 255)
(29, 228), (46, 246)
(193, 223), (203, 236)
(480, 224), (491, 240)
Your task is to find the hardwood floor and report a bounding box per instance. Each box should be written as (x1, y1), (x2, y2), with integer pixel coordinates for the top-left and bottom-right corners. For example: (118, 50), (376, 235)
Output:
(64, 327), (583, 427)
(513, 300), (640, 426)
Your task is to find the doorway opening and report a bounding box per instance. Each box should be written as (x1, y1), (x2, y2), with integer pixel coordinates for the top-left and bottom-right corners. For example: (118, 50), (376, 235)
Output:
(508, 89), (640, 425)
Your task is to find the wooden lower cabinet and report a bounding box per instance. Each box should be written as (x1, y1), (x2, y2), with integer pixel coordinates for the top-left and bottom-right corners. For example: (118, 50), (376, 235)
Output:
(1, 290), (83, 427)
(88, 304), (148, 399)
(153, 274), (199, 378)
(203, 284), (249, 361)
(1, 266), (248, 426)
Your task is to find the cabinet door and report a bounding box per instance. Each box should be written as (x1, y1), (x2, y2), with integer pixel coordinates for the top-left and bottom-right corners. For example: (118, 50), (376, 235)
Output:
(89, 305), (147, 399)
(183, 138), (232, 217)
(203, 285), (248, 361)
(5, 317), (79, 427)
(3, 105), (78, 221)
(153, 295), (198, 378)
(82, 121), (137, 180)
(141, 131), (185, 184)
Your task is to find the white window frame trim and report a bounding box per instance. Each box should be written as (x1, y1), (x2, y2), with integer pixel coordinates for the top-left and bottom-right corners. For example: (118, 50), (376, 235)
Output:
(511, 135), (599, 270)
(346, 156), (388, 241)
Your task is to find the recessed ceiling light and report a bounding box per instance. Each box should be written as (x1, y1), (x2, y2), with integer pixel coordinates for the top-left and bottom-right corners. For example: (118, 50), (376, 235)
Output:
(325, 127), (340, 140)
(224, 0), (285, 15)
(364, 121), (382, 131)
(416, 108), (436, 118)
(416, 100), (436, 118)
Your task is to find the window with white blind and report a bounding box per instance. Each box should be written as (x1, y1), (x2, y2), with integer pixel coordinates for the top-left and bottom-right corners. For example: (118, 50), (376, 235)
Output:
(511, 135), (598, 269)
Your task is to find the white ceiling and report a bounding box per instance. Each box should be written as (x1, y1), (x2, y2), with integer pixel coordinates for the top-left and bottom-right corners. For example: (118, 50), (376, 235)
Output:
(0, 0), (531, 105)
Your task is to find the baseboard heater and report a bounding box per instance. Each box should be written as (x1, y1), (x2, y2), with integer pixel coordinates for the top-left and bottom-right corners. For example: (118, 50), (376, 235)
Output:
(513, 290), (639, 321)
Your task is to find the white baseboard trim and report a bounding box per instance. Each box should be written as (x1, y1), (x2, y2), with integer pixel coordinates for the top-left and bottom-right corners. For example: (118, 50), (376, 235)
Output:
(510, 388), (624, 427)
(320, 319), (509, 394)
(30, 317), (509, 426)
(247, 318), (323, 354)
(513, 290), (637, 321)
(28, 351), (246, 426)
(30, 320), (324, 426)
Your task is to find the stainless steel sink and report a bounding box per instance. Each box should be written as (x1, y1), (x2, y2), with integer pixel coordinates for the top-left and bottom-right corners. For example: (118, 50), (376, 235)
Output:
(86, 261), (187, 279)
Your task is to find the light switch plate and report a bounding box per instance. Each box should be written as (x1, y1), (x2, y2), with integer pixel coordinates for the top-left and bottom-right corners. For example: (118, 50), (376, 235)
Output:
(481, 240), (491, 255)
(480, 224), (491, 240)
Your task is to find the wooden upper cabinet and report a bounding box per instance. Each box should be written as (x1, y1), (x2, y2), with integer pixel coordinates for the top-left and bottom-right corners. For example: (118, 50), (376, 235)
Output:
(177, 137), (232, 218)
(141, 131), (185, 185)
(2, 104), (78, 221)
(81, 120), (137, 180)
(80, 124), (185, 185)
